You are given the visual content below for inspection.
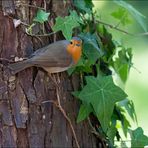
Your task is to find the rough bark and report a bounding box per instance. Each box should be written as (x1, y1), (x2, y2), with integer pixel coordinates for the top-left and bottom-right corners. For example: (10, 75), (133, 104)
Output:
(0, 0), (102, 147)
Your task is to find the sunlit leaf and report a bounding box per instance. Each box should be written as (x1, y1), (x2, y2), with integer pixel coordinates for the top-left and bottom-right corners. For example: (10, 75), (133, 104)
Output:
(111, 8), (132, 26)
(107, 124), (117, 145)
(119, 99), (137, 123)
(113, 105), (131, 137)
(114, 0), (147, 31)
(122, 114), (131, 137)
(113, 47), (133, 83)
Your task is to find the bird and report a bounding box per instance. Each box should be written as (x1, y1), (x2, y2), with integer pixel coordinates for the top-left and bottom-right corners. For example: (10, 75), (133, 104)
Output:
(9, 37), (82, 74)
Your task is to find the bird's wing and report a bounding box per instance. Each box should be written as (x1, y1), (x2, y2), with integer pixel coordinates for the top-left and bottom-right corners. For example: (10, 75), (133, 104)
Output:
(28, 40), (73, 67)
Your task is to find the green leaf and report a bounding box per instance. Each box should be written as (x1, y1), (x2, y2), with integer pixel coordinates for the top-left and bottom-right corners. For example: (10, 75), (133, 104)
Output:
(70, 10), (84, 24)
(71, 91), (81, 98)
(26, 23), (36, 35)
(77, 104), (93, 123)
(113, 105), (131, 137)
(33, 9), (50, 24)
(52, 14), (80, 40)
(114, 0), (147, 31)
(111, 8), (132, 26)
(67, 66), (76, 76)
(107, 124), (117, 145)
(73, 0), (93, 14)
(78, 75), (127, 132)
(79, 33), (100, 53)
(79, 33), (103, 64)
(115, 60), (129, 83)
(129, 127), (148, 148)
(119, 99), (137, 123)
(83, 43), (101, 65)
(96, 25), (115, 61)
(85, 0), (94, 9)
(121, 114), (131, 137)
(67, 57), (92, 75)
(113, 47), (133, 83)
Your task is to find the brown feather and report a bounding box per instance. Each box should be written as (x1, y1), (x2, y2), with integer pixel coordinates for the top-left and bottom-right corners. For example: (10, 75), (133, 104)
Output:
(9, 40), (73, 74)
(9, 60), (33, 74)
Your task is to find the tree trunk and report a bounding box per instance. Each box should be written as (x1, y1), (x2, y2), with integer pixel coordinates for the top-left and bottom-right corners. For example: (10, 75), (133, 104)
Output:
(0, 0), (102, 147)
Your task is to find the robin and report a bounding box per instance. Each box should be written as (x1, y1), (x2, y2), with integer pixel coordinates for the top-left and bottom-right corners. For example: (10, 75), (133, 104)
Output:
(9, 37), (82, 74)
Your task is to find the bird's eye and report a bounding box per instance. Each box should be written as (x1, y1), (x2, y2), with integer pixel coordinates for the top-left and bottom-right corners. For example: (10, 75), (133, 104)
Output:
(70, 41), (73, 44)
(76, 44), (80, 47)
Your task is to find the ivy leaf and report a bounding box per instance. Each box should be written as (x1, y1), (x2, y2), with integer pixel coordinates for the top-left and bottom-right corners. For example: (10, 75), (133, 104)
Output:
(97, 25), (115, 61)
(111, 8), (132, 26)
(114, 0), (147, 31)
(52, 14), (80, 40)
(129, 127), (148, 148)
(79, 33), (101, 53)
(108, 111), (121, 145)
(121, 114), (131, 137)
(119, 99), (137, 123)
(33, 9), (50, 24)
(113, 47), (133, 83)
(107, 124), (117, 145)
(78, 76), (127, 132)
(114, 59), (129, 83)
(67, 57), (92, 75)
(71, 91), (81, 98)
(83, 43), (101, 65)
(67, 59), (84, 75)
(77, 104), (93, 123)
(113, 105), (131, 137)
(73, 0), (93, 14)
(79, 33), (104, 58)
(70, 10), (84, 24)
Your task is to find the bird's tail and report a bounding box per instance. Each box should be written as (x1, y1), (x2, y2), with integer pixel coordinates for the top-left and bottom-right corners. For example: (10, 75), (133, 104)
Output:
(9, 60), (32, 74)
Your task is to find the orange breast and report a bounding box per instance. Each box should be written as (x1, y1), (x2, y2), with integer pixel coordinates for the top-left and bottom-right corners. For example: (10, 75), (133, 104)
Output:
(72, 46), (82, 64)
(67, 44), (82, 64)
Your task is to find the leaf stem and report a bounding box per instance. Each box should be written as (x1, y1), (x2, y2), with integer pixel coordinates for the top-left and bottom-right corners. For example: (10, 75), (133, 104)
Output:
(96, 20), (134, 36)
(87, 117), (107, 148)
(26, 31), (57, 37)
(114, 12), (127, 28)
(49, 74), (80, 148)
